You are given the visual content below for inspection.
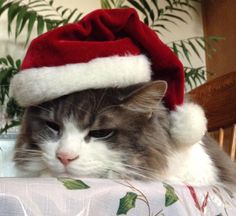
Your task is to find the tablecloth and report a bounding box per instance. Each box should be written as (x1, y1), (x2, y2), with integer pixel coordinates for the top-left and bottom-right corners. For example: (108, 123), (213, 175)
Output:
(0, 177), (235, 216)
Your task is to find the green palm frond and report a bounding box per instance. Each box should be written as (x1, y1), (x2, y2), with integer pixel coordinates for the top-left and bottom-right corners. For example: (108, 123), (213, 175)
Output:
(101, 0), (201, 34)
(168, 36), (223, 65)
(0, 0), (83, 44)
(0, 119), (21, 134)
(170, 36), (222, 88)
(130, 0), (200, 34)
(6, 97), (23, 120)
(0, 56), (23, 132)
(101, 0), (126, 9)
(184, 66), (206, 89)
(0, 55), (20, 105)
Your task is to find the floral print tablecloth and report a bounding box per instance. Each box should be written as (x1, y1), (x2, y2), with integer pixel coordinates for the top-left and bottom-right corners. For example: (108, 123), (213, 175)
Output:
(0, 178), (235, 216)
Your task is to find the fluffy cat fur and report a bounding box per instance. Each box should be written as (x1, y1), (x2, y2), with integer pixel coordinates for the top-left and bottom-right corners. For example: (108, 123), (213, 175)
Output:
(13, 81), (236, 189)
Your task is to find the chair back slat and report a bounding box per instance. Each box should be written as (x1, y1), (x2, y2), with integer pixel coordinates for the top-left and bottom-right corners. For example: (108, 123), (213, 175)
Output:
(189, 71), (236, 131)
(230, 124), (236, 160)
(219, 128), (224, 149)
(189, 71), (236, 161)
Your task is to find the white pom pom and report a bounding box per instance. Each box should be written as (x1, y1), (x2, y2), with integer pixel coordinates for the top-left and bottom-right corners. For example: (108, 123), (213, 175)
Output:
(170, 103), (207, 146)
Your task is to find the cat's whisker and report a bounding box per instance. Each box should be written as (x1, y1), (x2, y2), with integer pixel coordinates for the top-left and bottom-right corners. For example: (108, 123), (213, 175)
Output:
(95, 88), (107, 112)
(104, 160), (157, 180)
(31, 105), (52, 113)
(61, 100), (91, 115)
(14, 149), (42, 154)
(121, 168), (156, 180)
(106, 159), (156, 173)
(121, 164), (156, 178)
(14, 158), (42, 161)
(108, 167), (154, 180)
(69, 165), (101, 171)
(14, 156), (42, 160)
(87, 90), (97, 112)
(97, 104), (120, 116)
(122, 163), (158, 173)
(76, 106), (92, 115)
(124, 168), (157, 180)
(64, 100), (91, 115)
(36, 134), (51, 141)
(14, 148), (41, 152)
(14, 154), (42, 157)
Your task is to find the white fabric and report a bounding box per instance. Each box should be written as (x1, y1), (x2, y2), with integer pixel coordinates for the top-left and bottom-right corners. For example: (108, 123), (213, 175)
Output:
(0, 140), (16, 177)
(170, 102), (207, 146)
(10, 55), (151, 107)
(0, 178), (235, 216)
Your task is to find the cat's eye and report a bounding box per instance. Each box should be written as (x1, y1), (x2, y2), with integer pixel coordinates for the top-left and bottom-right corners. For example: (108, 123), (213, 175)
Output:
(88, 129), (115, 140)
(45, 120), (60, 133)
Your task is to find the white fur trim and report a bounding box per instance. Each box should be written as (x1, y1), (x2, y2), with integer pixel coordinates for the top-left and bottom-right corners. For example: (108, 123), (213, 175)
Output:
(170, 103), (207, 146)
(10, 55), (151, 107)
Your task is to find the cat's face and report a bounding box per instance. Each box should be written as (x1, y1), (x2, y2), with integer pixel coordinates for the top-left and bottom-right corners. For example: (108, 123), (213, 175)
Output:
(14, 81), (170, 179)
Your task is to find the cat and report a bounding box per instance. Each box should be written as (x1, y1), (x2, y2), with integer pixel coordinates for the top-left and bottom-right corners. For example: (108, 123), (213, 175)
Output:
(13, 81), (236, 190)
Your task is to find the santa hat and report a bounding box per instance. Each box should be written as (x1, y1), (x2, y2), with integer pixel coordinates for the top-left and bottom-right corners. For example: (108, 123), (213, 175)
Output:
(10, 8), (206, 145)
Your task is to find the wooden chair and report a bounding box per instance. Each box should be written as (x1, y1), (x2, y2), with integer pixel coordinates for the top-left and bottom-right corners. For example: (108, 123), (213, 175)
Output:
(189, 71), (236, 160)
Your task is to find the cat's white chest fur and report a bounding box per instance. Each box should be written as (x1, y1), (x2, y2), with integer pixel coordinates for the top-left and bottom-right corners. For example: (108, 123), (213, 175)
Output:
(163, 141), (219, 186)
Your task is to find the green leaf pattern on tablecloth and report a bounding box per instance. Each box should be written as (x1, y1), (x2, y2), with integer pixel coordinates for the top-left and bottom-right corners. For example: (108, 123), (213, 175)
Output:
(58, 177), (90, 190)
(163, 183), (179, 207)
(116, 192), (138, 215)
(57, 178), (235, 215)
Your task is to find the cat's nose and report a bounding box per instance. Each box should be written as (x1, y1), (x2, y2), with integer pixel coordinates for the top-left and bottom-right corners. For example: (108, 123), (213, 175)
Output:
(56, 152), (79, 166)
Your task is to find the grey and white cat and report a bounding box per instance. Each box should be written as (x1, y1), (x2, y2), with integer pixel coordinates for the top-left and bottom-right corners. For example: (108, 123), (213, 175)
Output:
(13, 81), (236, 189)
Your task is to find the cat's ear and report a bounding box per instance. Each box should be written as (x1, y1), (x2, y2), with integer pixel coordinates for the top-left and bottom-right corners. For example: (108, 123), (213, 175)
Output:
(121, 81), (167, 112)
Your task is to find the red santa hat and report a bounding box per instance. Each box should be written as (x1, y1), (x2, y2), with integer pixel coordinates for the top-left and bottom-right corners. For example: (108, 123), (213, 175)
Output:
(10, 8), (207, 145)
